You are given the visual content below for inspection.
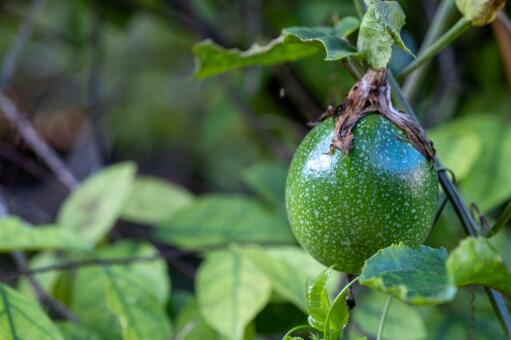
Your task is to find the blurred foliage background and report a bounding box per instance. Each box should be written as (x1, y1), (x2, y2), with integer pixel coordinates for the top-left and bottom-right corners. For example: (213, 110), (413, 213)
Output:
(0, 0), (511, 339)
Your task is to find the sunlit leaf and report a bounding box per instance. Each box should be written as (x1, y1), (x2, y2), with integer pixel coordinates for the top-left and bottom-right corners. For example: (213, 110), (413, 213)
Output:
(197, 249), (272, 340)
(359, 244), (457, 304)
(58, 162), (136, 244)
(0, 216), (91, 252)
(193, 17), (360, 78)
(0, 283), (62, 339)
(240, 246), (333, 312)
(447, 237), (511, 297)
(306, 269), (331, 331)
(156, 195), (295, 249)
(122, 176), (193, 225)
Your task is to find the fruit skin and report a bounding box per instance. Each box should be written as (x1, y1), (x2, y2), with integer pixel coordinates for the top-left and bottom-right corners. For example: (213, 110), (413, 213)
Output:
(286, 114), (439, 274)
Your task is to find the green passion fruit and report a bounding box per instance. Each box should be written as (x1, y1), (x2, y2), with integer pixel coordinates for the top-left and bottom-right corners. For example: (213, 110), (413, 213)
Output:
(285, 114), (439, 274)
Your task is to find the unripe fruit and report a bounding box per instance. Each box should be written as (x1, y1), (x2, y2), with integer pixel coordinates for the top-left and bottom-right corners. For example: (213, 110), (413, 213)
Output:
(286, 114), (439, 274)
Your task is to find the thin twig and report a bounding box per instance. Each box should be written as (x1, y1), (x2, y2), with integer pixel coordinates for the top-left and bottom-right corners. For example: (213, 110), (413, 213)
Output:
(11, 252), (78, 321)
(492, 14), (511, 90)
(0, 93), (78, 190)
(0, 0), (47, 88)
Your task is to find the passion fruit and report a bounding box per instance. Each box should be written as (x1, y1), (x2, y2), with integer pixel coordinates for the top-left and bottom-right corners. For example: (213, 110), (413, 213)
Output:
(285, 113), (439, 274)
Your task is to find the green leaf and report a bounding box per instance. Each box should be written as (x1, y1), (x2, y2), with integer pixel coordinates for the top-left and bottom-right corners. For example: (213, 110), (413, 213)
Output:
(175, 298), (225, 340)
(306, 269), (331, 331)
(447, 237), (511, 297)
(18, 252), (61, 300)
(241, 162), (287, 209)
(193, 18), (359, 78)
(0, 283), (63, 339)
(0, 217), (91, 252)
(357, 1), (412, 69)
(101, 265), (173, 340)
(155, 195), (295, 249)
(353, 291), (427, 340)
(240, 246), (335, 312)
(57, 162), (136, 244)
(359, 244), (457, 304)
(70, 241), (171, 339)
(197, 249), (272, 340)
(324, 284), (350, 339)
(57, 322), (101, 340)
(121, 176), (193, 225)
(427, 126), (481, 181)
(97, 240), (170, 305)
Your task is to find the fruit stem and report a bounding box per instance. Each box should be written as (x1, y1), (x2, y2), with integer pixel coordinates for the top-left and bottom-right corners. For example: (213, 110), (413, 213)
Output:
(376, 296), (392, 340)
(397, 17), (471, 80)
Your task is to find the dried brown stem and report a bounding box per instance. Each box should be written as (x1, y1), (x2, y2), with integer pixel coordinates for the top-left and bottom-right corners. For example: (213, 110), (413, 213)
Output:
(328, 69), (435, 159)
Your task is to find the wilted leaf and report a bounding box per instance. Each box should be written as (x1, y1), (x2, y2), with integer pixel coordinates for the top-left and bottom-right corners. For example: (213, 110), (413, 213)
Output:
(58, 162), (136, 244)
(0, 283), (63, 339)
(359, 244), (457, 304)
(122, 176), (193, 225)
(156, 195), (295, 249)
(0, 216), (91, 252)
(197, 249), (272, 340)
(193, 17), (359, 78)
(447, 237), (511, 297)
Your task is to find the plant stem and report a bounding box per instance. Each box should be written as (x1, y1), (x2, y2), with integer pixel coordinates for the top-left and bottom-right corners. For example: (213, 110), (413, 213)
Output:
(397, 17), (471, 80)
(487, 200), (511, 237)
(403, 0), (456, 100)
(282, 324), (317, 339)
(376, 296), (392, 340)
(387, 72), (511, 337)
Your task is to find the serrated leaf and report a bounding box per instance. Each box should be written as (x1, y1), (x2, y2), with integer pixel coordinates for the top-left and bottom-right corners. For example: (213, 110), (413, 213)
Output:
(193, 18), (359, 78)
(360, 244), (457, 304)
(0, 283), (63, 339)
(357, 1), (412, 69)
(241, 162), (287, 209)
(70, 241), (171, 339)
(306, 269), (331, 331)
(447, 237), (511, 297)
(0, 217), (91, 252)
(58, 162), (136, 244)
(197, 249), (272, 340)
(121, 176), (193, 225)
(155, 195), (295, 249)
(240, 246), (335, 312)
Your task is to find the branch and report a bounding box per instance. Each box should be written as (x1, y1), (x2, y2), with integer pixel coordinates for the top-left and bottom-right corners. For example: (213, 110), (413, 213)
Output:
(0, 0), (47, 88)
